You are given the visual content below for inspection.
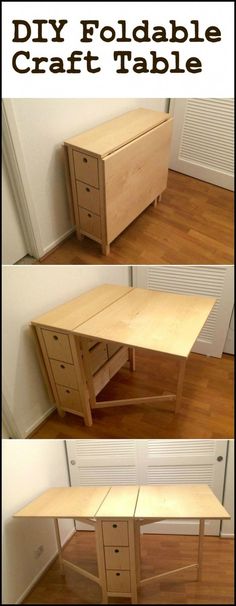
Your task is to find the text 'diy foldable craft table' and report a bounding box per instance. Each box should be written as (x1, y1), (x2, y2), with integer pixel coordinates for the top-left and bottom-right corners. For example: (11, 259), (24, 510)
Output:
(14, 484), (230, 603)
(31, 284), (216, 426)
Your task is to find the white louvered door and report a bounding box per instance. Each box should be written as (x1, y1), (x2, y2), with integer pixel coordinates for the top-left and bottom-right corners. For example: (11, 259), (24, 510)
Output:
(132, 265), (234, 357)
(169, 99), (234, 190)
(66, 439), (227, 535)
(66, 439), (139, 530)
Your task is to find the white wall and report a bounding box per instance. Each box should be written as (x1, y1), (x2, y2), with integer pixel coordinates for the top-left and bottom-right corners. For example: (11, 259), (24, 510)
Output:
(221, 440), (234, 537)
(2, 439), (73, 605)
(5, 98), (167, 256)
(2, 158), (27, 264)
(2, 265), (130, 437)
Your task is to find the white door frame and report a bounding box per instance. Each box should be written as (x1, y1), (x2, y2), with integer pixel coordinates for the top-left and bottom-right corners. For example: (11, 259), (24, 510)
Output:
(2, 99), (44, 259)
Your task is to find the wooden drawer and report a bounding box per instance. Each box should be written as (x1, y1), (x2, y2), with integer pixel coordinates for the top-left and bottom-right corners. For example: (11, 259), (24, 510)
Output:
(89, 342), (108, 374)
(93, 364), (110, 396)
(79, 207), (101, 240)
(102, 521), (129, 546)
(57, 385), (84, 415)
(42, 329), (73, 363)
(105, 546), (130, 571)
(76, 180), (100, 214)
(107, 342), (121, 358)
(73, 150), (99, 187)
(106, 570), (131, 593)
(50, 359), (77, 389)
(109, 346), (129, 380)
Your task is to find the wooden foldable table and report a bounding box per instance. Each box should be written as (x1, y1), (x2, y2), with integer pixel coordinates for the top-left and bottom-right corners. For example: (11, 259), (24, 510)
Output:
(31, 284), (215, 426)
(14, 484), (230, 604)
(64, 108), (173, 255)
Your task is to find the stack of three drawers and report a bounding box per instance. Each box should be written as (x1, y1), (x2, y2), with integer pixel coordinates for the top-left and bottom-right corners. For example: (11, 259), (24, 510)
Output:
(102, 520), (133, 595)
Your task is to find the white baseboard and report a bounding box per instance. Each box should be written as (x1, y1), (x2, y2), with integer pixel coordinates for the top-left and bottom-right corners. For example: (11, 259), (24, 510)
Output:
(16, 528), (76, 604)
(24, 405), (56, 438)
(42, 227), (76, 256)
(220, 532), (234, 538)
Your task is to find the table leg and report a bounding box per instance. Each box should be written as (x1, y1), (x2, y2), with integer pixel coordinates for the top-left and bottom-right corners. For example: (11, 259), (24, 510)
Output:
(102, 243), (110, 256)
(69, 335), (93, 426)
(128, 520), (138, 604)
(197, 519), (205, 581)
(95, 520), (108, 604)
(129, 347), (136, 372)
(175, 358), (187, 413)
(134, 521), (141, 584)
(80, 338), (97, 409)
(54, 518), (64, 575)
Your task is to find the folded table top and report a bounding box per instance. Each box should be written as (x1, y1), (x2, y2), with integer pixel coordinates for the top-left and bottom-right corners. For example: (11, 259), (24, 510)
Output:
(64, 108), (170, 158)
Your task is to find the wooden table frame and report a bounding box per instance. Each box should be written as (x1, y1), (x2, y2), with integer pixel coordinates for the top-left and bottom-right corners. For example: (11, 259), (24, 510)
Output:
(78, 336), (186, 417)
(31, 285), (216, 426)
(54, 516), (205, 604)
(14, 485), (229, 604)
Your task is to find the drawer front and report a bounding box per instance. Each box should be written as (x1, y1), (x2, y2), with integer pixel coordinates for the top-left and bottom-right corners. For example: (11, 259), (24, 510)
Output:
(57, 385), (83, 414)
(102, 521), (129, 546)
(106, 570), (131, 594)
(105, 546), (130, 571)
(50, 359), (77, 389)
(89, 342), (108, 374)
(76, 180), (100, 214)
(42, 329), (73, 363)
(93, 364), (110, 396)
(107, 342), (121, 358)
(109, 346), (129, 380)
(73, 150), (99, 187)
(79, 207), (101, 240)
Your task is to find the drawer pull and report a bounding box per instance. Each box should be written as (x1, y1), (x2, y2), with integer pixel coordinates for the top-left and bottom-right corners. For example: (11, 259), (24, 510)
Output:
(88, 213), (92, 218)
(60, 364), (65, 369)
(116, 573), (120, 576)
(83, 157), (88, 163)
(86, 187), (90, 192)
(114, 549), (119, 553)
(112, 524), (117, 528)
(66, 389), (70, 393)
(53, 335), (58, 340)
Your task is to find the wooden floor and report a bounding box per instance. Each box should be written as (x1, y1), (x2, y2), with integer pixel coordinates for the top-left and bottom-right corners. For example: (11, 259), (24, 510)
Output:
(39, 171), (234, 265)
(23, 531), (234, 604)
(30, 351), (234, 439)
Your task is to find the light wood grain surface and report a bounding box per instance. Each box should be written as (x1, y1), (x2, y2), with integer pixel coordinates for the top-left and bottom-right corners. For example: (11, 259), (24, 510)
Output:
(96, 486), (139, 518)
(64, 109), (169, 158)
(31, 284), (131, 331)
(14, 485), (229, 520)
(104, 119), (173, 243)
(14, 487), (110, 519)
(135, 485), (230, 520)
(75, 287), (216, 358)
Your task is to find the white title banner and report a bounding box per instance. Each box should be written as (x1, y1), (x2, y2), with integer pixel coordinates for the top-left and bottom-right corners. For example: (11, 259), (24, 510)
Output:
(2, 1), (234, 98)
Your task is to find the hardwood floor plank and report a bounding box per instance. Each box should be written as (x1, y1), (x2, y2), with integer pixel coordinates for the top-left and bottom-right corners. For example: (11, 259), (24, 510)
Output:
(29, 352), (234, 439)
(39, 171), (234, 265)
(23, 532), (234, 604)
